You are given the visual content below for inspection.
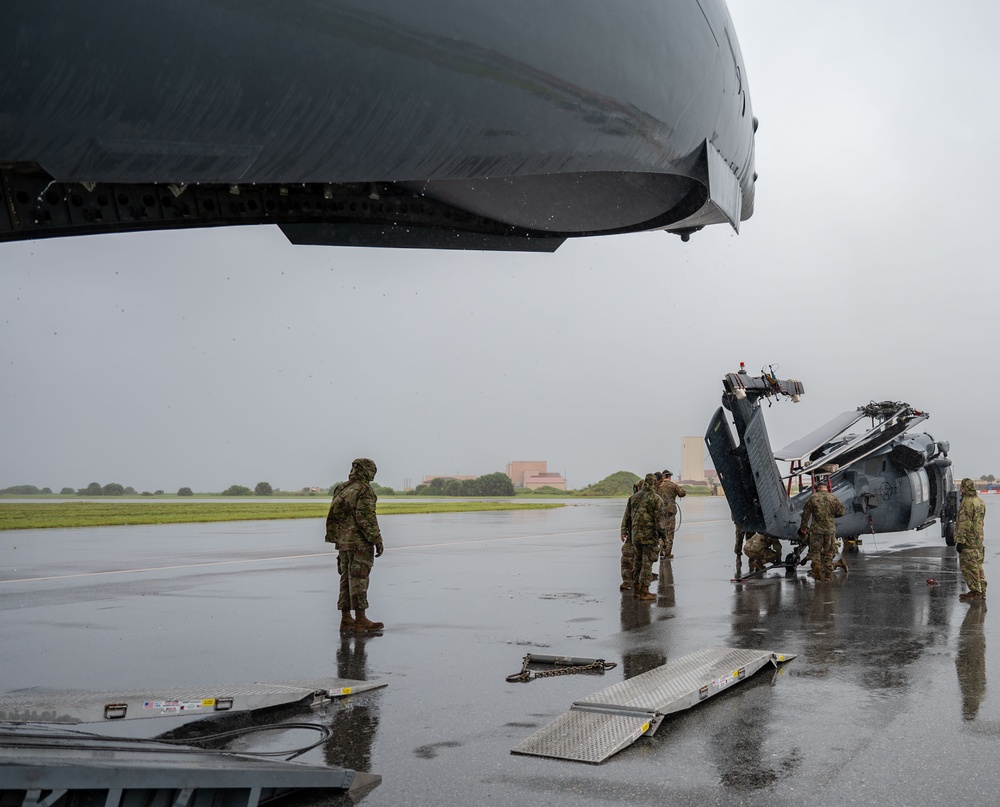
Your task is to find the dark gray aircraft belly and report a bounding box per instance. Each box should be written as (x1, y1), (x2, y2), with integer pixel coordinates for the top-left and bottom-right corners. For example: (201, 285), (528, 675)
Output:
(0, 0), (756, 248)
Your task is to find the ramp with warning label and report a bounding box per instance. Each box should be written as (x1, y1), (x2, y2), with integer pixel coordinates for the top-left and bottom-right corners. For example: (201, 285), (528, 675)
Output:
(0, 677), (385, 724)
(511, 647), (793, 764)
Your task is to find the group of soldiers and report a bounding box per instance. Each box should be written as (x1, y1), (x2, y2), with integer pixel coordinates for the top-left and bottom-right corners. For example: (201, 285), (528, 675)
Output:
(732, 477), (848, 581)
(620, 469), (686, 601)
(740, 475), (987, 599)
(323, 459), (988, 632)
(735, 477), (852, 581)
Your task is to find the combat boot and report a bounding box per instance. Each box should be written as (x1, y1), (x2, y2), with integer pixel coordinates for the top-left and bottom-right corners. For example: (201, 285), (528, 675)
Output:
(959, 591), (981, 601)
(340, 609), (355, 632)
(809, 561), (821, 579)
(833, 556), (849, 572)
(634, 585), (656, 602)
(619, 580), (631, 591)
(354, 610), (384, 631)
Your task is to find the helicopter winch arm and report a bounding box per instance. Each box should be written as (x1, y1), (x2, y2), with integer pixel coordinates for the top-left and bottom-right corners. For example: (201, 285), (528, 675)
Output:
(723, 372), (804, 403)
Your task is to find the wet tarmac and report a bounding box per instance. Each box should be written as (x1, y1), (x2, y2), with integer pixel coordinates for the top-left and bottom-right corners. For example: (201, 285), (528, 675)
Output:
(1, 497), (998, 806)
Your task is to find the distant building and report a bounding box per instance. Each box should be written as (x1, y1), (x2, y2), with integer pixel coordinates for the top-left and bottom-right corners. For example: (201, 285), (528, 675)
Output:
(678, 436), (719, 485)
(506, 461), (567, 491)
(680, 437), (707, 484)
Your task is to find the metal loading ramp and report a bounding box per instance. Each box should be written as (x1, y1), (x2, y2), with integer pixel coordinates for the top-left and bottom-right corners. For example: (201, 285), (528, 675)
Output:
(0, 677), (386, 724)
(511, 647), (794, 764)
(0, 724), (380, 807)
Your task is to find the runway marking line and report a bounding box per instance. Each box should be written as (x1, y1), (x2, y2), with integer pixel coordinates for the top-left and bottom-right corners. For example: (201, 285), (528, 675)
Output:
(0, 519), (731, 585)
(0, 527), (647, 584)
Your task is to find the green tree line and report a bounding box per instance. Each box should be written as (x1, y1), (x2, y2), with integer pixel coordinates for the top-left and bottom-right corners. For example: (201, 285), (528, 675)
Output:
(406, 472), (515, 497)
(3, 471), (705, 499)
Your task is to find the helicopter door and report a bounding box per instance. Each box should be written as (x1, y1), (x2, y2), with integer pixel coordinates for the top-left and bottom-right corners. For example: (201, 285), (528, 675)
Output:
(905, 469), (932, 530)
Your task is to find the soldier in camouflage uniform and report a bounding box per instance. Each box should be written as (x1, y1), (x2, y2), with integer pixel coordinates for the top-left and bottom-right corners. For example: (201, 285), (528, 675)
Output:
(743, 533), (782, 573)
(619, 528), (636, 591)
(956, 478), (987, 601)
(619, 479), (642, 590)
(326, 458), (385, 632)
(798, 478), (844, 582)
(831, 539), (849, 573)
(622, 473), (667, 601)
(655, 469), (687, 559)
(733, 522), (753, 574)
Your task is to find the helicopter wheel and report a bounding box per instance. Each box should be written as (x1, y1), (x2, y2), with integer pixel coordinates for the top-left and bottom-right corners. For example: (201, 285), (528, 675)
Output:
(944, 520), (956, 547)
(843, 537), (861, 553)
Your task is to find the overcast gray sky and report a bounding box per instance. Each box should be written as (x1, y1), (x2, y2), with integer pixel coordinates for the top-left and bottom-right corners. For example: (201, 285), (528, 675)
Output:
(2, 0), (998, 493)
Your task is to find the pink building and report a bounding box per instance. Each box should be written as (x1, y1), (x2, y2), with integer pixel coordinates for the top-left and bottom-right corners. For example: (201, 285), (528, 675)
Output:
(506, 461), (567, 491)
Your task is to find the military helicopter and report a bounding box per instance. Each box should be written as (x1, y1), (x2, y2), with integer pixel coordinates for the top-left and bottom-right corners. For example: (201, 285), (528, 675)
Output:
(705, 364), (957, 578)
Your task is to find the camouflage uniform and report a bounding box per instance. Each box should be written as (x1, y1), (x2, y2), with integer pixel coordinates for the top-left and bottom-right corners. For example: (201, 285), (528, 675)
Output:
(733, 523), (752, 557)
(619, 480), (642, 589)
(622, 474), (667, 599)
(655, 475), (687, 557)
(956, 478), (987, 600)
(619, 531), (635, 589)
(799, 488), (844, 581)
(743, 533), (781, 572)
(326, 458), (384, 614)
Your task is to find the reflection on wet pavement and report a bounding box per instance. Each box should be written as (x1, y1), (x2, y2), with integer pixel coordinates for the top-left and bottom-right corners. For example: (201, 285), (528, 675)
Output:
(2, 497), (999, 805)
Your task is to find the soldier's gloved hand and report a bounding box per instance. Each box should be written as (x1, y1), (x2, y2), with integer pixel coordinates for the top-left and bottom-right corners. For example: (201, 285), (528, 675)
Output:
(375, 542), (384, 557)
(797, 528), (808, 539)
(621, 534), (628, 543)
(956, 543), (964, 553)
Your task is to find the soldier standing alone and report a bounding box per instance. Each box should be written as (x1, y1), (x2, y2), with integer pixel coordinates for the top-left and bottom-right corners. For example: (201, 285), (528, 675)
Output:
(956, 478), (987, 601)
(326, 458), (385, 632)
(622, 473), (667, 601)
(656, 469), (687, 559)
(798, 477), (844, 582)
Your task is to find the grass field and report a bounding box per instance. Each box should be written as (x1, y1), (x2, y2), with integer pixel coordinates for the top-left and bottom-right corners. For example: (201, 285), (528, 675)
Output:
(0, 500), (565, 531)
